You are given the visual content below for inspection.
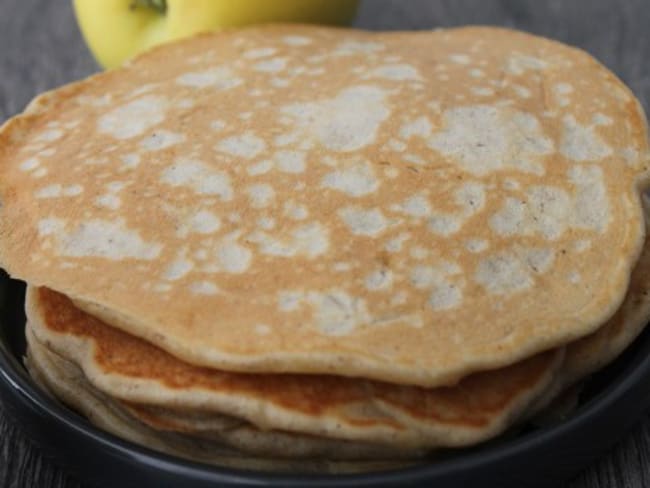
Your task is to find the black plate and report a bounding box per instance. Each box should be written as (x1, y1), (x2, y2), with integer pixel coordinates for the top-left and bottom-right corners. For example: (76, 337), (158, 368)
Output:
(1, 272), (649, 488)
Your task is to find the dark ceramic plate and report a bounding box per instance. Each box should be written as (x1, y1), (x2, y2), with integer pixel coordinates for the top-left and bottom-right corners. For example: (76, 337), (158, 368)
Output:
(1, 272), (650, 488)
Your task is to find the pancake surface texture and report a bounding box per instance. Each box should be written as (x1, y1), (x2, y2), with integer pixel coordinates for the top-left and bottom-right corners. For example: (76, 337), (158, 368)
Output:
(2, 26), (650, 386)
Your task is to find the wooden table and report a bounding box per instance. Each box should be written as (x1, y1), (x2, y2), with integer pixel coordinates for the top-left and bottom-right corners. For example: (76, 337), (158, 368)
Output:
(1, 1), (649, 486)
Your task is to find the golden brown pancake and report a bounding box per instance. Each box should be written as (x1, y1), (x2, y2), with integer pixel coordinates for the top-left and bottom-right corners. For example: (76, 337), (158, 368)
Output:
(0, 26), (648, 387)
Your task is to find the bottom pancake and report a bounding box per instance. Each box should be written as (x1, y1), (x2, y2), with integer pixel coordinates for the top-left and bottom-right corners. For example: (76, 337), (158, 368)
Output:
(26, 286), (564, 450)
(25, 330), (414, 472)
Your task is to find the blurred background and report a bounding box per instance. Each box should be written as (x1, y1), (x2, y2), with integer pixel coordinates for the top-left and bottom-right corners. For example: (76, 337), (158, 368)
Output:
(1, 1), (650, 487)
(1, 0), (649, 121)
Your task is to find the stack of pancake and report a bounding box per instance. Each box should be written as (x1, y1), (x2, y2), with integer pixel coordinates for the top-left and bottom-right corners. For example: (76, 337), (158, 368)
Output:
(0, 25), (649, 473)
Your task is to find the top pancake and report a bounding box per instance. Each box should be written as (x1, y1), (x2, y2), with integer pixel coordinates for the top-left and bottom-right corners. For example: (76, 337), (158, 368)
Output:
(0, 25), (649, 386)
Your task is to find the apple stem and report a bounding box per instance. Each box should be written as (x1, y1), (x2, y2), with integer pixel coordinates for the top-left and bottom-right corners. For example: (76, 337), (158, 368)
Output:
(129, 0), (167, 14)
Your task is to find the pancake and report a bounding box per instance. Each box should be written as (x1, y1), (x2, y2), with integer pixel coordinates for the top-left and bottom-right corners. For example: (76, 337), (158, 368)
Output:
(1, 26), (649, 387)
(25, 336), (410, 473)
(531, 195), (650, 409)
(26, 286), (563, 449)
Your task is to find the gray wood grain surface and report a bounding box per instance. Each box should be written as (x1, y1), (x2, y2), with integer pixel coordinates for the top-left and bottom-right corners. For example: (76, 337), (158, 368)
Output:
(1, 1), (649, 486)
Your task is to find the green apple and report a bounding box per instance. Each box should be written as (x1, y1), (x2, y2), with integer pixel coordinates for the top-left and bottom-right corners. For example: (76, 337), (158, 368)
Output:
(73, 0), (360, 69)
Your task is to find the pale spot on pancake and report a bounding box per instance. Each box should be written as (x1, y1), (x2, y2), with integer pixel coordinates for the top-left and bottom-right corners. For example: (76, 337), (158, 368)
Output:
(568, 271), (582, 284)
(271, 78), (290, 88)
(391, 291), (408, 306)
(283, 36), (312, 46)
(525, 248), (555, 273)
(394, 194), (432, 218)
(410, 246), (429, 259)
(153, 283), (172, 293)
(32, 168), (48, 178)
(85, 156), (109, 166)
(278, 291), (302, 311)
(255, 324), (272, 335)
(244, 47), (277, 59)
(49, 218), (162, 260)
(333, 262), (352, 272)
(274, 132), (300, 147)
(98, 96), (167, 140)
(513, 85), (532, 98)
(339, 207), (387, 236)
(503, 178), (520, 191)
(140, 130), (185, 151)
(553, 83), (574, 99)
(283, 201), (309, 220)
(410, 261), (460, 289)
(164, 256), (194, 281)
(161, 160), (233, 200)
(490, 187), (570, 240)
(365, 269), (393, 291)
(120, 153), (140, 169)
(20, 158), (40, 172)
(254, 57), (288, 73)
(506, 54), (548, 75)
(472, 87), (495, 97)
(400, 116), (432, 139)
(35, 129), (63, 142)
(335, 41), (385, 56)
(95, 194), (121, 210)
(61, 185), (84, 197)
(210, 120), (227, 133)
(176, 99), (194, 109)
(35, 184), (83, 199)
(593, 113), (613, 126)
(387, 139), (407, 152)
(404, 154), (426, 165)
(127, 83), (157, 98)
(180, 210), (221, 236)
(282, 85), (390, 152)
(247, 160), (273, 176)
(428, 215), (461, 236)
(476, 252), (534, 295)
(249, 223), (329, 258)
(36, 147), (56, 158)
(455, 182), (486, 215)
(321, 160), (379, 197)
(385, 232), (411, 252)
(275, 150), (306, 173)
(239, 112), (253, 121)
(257, 217), (275, 230)
(367, 64), (422, 81)
(189, 281), (219, 296)
(574, 240), (592, 252)
(621, 147), (640, 166)
(246, 183), (275, 208)
(307, 290), (369, 336)
(428, 105), (553, 176)
(561, 115), (612, 161)
(208, 235), (253, 274)
(469, 69), (485, 78)
(34, 184), (61, 199)
(384, 167), (399, 179)
(449, 54), (471, 64)
(176, 67), (242, 90)
(217, 132), (267, 160)
(466, 239), (489, 253)
(569, 165), (610, 232)
(429, 283), (462, 310)
(37, 218), (65, 236)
